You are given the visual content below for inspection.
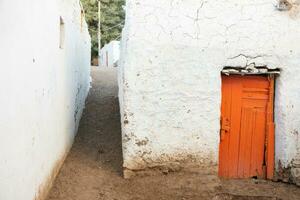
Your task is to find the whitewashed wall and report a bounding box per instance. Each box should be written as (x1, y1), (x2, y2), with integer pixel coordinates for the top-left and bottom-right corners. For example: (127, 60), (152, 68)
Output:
(0, 0), (91, 199)
(100, 40), (120, 67)
(119, 0), (300, 183)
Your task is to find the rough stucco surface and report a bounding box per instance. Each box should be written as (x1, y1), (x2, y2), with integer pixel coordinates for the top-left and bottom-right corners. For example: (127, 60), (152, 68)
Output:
(119, 0), (300, 181)
(0, 0), (91, 199)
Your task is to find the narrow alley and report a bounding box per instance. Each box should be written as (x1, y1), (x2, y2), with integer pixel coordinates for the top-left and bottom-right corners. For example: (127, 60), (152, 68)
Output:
(46, 67), (300, 200)
(3, 1), (300, 200)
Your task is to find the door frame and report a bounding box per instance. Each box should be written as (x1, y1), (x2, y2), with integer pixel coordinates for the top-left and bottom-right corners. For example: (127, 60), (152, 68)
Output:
(218, 74), (275, 180)
(265, 75), (275, 180)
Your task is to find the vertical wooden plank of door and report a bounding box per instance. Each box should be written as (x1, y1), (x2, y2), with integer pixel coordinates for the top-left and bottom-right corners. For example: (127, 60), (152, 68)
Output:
(228, 77), (243, 178)
(219, 76), (232, 177)
(266, 76), (275, 179)
(251, 109), (266, 178)
(244, 108), (256, 177)
(219, 77), (226, 177)
(238, 107), (253, 177)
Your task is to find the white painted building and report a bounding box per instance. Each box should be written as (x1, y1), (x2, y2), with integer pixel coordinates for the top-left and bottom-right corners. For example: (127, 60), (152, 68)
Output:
(0, 1), (91, 199)
(100, 40), (120, 67)
(119, 0), (300, 185)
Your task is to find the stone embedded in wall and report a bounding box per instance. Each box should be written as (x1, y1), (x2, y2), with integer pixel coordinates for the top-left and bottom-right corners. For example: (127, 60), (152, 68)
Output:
(276, 160), (292, 183)
(276, 159), (300, 186)
(276, 0), (300, 18)
(277, 0), (293, 11)
(291, 168), (300, 186)
(291, 159), (300, 186)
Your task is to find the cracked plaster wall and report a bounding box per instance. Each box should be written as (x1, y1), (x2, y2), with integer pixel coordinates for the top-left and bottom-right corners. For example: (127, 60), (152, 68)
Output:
(119, 0), (300, 179)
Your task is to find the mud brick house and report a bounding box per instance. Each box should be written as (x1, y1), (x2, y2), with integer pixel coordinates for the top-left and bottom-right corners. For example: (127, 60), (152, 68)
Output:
(118, 0), (300, 185)
(0, 1), (91, 199)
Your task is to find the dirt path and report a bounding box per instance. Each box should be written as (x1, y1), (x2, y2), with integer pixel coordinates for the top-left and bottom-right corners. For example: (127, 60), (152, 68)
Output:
(47, 67), (300, 200)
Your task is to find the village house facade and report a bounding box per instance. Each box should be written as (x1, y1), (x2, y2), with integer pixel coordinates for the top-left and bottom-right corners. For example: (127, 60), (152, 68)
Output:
(119, 0), (300, 185)
(0, 0), (91, 199)
(100, 40), (120, 67)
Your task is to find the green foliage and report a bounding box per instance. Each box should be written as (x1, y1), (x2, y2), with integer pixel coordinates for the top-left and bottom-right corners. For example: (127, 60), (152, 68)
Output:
(81, 0), (125, 58)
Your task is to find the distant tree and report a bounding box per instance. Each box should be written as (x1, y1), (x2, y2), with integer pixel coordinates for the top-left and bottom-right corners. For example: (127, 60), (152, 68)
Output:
(81, 0), (125, 59)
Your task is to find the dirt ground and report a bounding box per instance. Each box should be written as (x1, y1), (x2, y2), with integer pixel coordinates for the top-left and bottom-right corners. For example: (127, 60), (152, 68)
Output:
(46, 67), (300, 200)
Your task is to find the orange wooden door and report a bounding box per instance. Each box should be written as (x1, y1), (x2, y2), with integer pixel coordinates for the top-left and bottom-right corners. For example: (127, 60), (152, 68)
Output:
(219, 75), (275, 179)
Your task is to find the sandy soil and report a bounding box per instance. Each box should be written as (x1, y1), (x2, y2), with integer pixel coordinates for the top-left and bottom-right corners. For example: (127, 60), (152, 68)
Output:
(46, 67), (300, 200)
